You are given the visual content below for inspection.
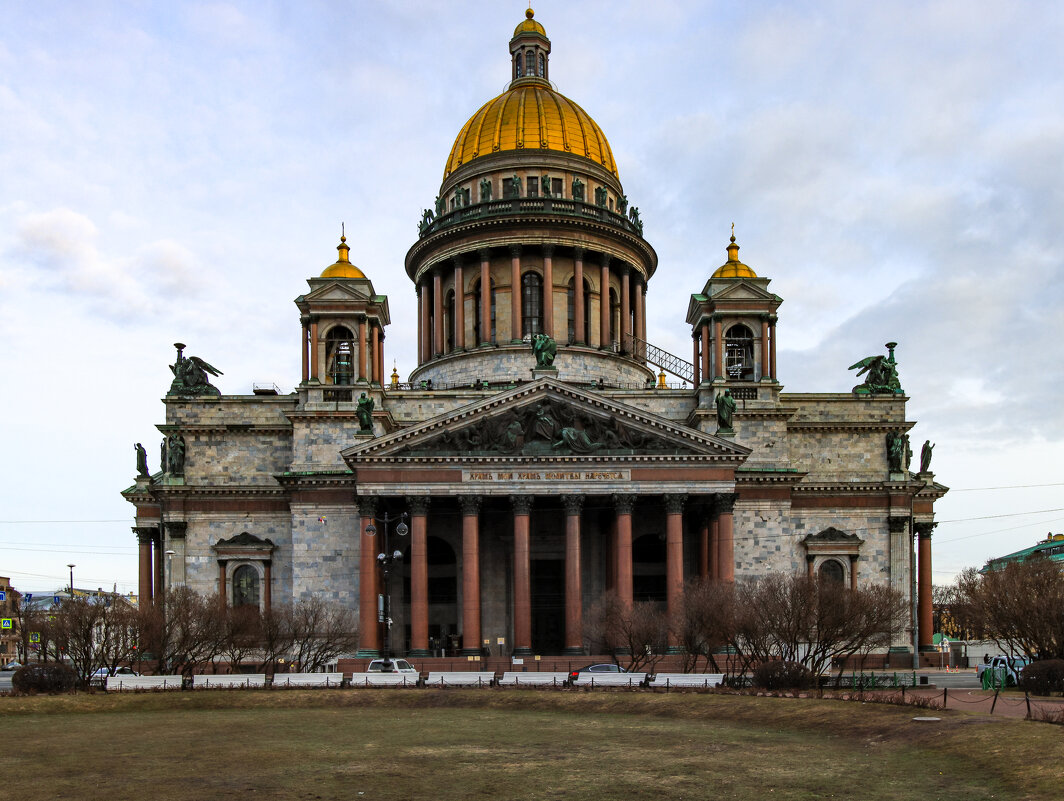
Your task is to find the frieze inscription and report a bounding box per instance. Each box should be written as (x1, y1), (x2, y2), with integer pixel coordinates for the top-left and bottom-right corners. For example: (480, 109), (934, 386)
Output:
(463, 469), (631, 483)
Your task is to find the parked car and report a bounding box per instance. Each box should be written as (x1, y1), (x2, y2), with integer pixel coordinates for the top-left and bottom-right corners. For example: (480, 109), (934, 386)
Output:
(568, 663), (626, 683)
(366, 658), (418, 674)
(90, 666), (139, 687)
(976, 656), (1029, 687)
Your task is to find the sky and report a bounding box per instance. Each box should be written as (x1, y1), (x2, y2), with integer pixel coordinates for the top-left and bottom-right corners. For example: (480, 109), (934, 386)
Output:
(1, 0), (1062, 597)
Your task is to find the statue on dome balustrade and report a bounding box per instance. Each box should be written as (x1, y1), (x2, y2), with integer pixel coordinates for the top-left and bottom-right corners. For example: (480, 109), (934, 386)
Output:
(531, 333), (557, 368)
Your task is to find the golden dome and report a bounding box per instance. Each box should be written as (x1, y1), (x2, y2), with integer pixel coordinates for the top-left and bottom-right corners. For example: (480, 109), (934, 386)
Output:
(444, 84), (618, 179)
(514, 7), (546, 37)
(321, 235), (366, 279)
(711, 233), (757, 279)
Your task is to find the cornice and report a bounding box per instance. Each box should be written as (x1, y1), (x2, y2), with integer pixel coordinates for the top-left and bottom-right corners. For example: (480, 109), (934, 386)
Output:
(787, 421), (915, 433)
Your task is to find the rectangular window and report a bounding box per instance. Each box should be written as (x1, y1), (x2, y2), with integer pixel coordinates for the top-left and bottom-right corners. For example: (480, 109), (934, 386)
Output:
(552, 178), (563, 197)
(504, 179), (519, 199)
(527, 177), (539, 197)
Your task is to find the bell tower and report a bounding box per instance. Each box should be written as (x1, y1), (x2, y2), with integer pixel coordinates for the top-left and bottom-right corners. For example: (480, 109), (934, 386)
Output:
(295, 232), (390, 396)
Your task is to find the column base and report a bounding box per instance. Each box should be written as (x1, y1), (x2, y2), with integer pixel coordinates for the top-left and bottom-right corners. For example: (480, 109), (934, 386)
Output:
(356, 648), (381, 658)
(460, 648), (481, 657)
(562, 646), (584, 656)
(666, 645), (686, 655)
(407, 649), (430, 658)
(511, 647), (533, 657)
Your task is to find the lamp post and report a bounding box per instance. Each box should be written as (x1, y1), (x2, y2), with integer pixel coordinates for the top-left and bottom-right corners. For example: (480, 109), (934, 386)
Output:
(67, 564), (75, 598)
(364, 511), (409, 664)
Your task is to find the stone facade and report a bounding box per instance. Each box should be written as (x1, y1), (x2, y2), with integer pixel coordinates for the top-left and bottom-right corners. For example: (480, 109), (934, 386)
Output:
(122, 10), (945, 659)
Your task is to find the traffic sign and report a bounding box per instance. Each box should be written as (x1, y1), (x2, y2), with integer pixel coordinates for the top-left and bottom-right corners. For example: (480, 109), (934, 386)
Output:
(0, 619), (11, 629)
(29, 632), (40, 643)
(0, 590), (6, 601)
(53, 596), (61, 605)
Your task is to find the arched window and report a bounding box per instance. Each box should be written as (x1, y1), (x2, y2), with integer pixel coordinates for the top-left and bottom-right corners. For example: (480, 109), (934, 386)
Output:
(325, 325), (355, 385)
(474, 277), (496, 344)
(566, 277), (591, 344)
(525, 51), (535, 76)
(232, 565), (260, 607)
(445, 290), (455, 353)
(515, 55), (523, 78)
(725, 323), (755, 380)
(538, 53), (545, 77)
(522, 272), (543, 336)
(819, 559), (845, 584)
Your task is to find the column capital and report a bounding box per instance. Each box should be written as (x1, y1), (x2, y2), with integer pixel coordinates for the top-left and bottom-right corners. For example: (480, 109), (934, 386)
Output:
(509, 244), (523, 258)
(573, 246), (585, 260)
(600, 255), (611, 269)
(460, 495), (482, 516)
(407, 496), (431, 516)
(133, 526), (158, 544)
(914, 521), (937, 539)
(713, 492), (738, 516)
(612, 494), (635, 515)
(164, 521), (187, 540)
(478, 247), (492, 261)
(664, 494), (687, 515)
(542, 244), (555, 258)
(510, 495), (533, 515)
(888, 517), (909, 533)
(562, 495), (584, 515)
(619, 262), (631, 276)
(357, 497), (377, 520)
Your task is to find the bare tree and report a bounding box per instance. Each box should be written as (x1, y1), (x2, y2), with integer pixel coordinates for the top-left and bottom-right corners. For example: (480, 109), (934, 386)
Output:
(585, 591), (668, 672)
(954, 558), (1064, 660)
(289, 596), (359, 673)
(137, 587), (225, 676)
(673, 579), (735, 673)
(47, 597), (139, 687)
(220, 605), (263, 672)
(257, 603), (296, 675)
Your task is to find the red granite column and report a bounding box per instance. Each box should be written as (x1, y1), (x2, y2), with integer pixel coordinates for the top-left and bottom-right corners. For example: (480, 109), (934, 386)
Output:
(761, 314), (770, 380)
(479, 248), (491, 345)
(433, 270), (444, 356)
(665, 495), (686, 648)
(371, 323), (380, 384)
(461, 496), (482, 655)
(511, 495), (533, 656)
(717, 494), (736, 582)
(700, 324), (710, 384)
(358, 315), (368, 381)
(620, 264), (631, 352)
(917, 523), (935, 651)
(509, 245), (522, 342)
(635, 278), (646, 359)
(613, 495), (634, 610)
(542, 245), (554, 339)
(599, 256), (611, 349)
(692, 334), (701, 386)
(153, 532), (164, 604)
(770, 317), (778, 380)
(453, 260), (465, 351)
(563, 496), (584, 655)
(301, 321), (309, 383)
(710, 513), (720, 581)
(408, 497), (431, 657)
(419, 281), (431, 362)
(714, 318), (723, 380)
(137, 529), (154, 605)
(309, 320), (319, 381)
(574, 247), (585, 345)
(358, 500), (380, 655)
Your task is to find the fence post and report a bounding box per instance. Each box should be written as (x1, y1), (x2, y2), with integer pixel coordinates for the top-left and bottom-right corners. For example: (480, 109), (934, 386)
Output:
(990, 688), (999, 715)
(1025, 691), (1031, 720)
(942, 688), (947, 709)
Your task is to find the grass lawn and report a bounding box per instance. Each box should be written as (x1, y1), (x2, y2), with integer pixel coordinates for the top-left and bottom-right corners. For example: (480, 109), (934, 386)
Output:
(1, 689), (1060, 800)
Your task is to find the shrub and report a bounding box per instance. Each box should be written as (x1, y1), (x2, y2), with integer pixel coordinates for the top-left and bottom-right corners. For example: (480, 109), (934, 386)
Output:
(12, 663), (78, 694)
(1019, 659), (1064, 696)
(752, 660), (813, 691)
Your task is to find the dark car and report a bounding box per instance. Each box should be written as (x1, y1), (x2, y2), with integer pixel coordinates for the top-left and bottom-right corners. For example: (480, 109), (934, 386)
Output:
(568, 663), (626, 683)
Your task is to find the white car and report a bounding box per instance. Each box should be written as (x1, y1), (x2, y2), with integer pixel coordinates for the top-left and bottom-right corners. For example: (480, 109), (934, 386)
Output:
(90, 666), (139, 687)
(366, 658), (417, 674)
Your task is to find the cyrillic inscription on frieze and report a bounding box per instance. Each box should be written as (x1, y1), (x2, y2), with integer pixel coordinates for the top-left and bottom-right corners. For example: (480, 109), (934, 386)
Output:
(462, 469), (631, 482)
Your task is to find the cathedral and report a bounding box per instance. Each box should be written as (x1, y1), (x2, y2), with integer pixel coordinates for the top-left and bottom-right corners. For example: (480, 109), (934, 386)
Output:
(124, 10), (946, 660)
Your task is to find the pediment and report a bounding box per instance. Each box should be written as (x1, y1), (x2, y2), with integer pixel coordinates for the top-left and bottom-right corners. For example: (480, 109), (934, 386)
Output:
(341, 378), (751, 463)
(708, 280), (779, 302)
(302, 281), (373, 303)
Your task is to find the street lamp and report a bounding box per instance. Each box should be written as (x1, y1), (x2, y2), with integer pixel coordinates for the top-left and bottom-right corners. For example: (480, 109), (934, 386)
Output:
(67, 564), (75, 598)
(364, 511), (409, 665)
